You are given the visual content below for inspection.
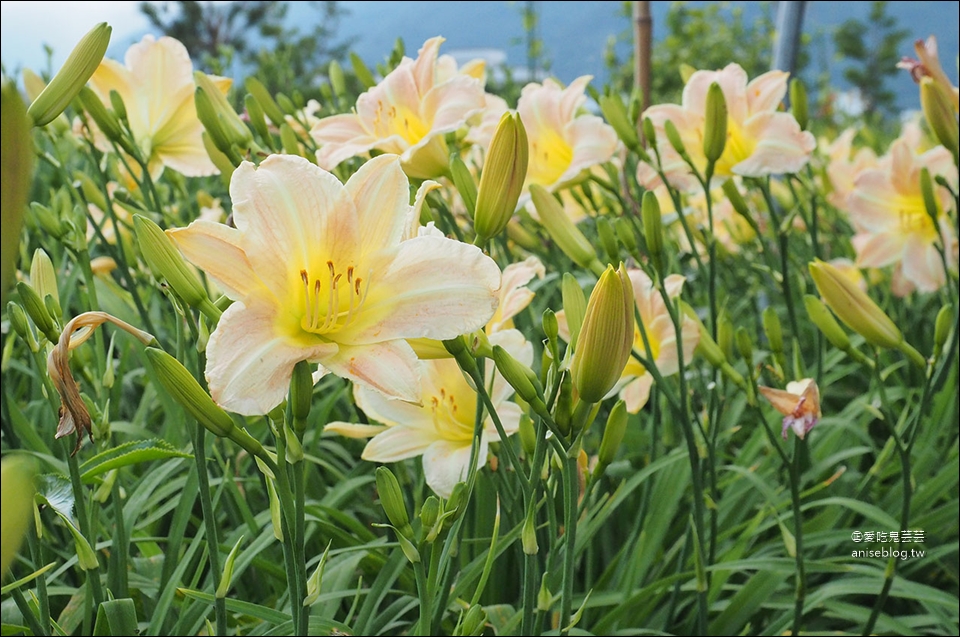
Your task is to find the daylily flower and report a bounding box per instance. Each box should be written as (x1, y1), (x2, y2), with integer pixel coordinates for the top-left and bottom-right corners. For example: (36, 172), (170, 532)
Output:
(759, 378), (821, 439)
(641, 63), (815, 191)
(86, 35), (230, 179)
(327, 329), (530, 497)
(898, 36), (959, 112)
(311, 36), (486, 179)
(167, 154), (502, 415)
(846, 133), (958, 293)
(822, 129), (878, 210)
(518, 76), (618, 193)
(487, 256), (545, 333)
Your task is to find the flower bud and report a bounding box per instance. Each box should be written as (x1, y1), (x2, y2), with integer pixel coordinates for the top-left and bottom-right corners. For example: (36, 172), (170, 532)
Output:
(144, 348), (236, 438)
(537, 574), (553, 611)
(561, 273), (586, 349)
(459, 604), (488, 636)
(663, 119), (688, 158)
(790, 78), (808, 131)
(721, 179), (750, 218)
(571, 264), (635, 403)
(762, 306), (783, 355)
(518, 412), (537, 457)
(290, 359), (313, 434)
(276, 92), (297, 115)
(420, 495), (440, 532)
(136, 215), (218, 318)
(615, 217), (639, 256)
(245, 76), (286, 126)
(933, 304), (953, 358)
(2, 81), (33, 303)
(530, 184), (603, 274)
(216, 535), (244, 599)
(30, 249), (59, 307)
(7, 302), (31, 341)
(599, 92), (639, 152)
(493, 344), (549, 418)
(30, 202), (63, 239)
(642, 117), (657, 148)
(44, 293), (63, 325)
(554, 372), (573, 435)
(735, 326), (753, 364)
(921, 77), (959, 156)
(303, 541), (332, 606)
(195, 86), (234, 155)
(506, 218), (540, 251)
(77, 86), (124, 143)
(328, 59), (347, 98)
(17, 281), (59, 341)
(641, 189), (665, 268)
(809, 259), (902, 349)
(350, 52), (377, 89)
(21, 68), (46, 102)
(803, 294), (851, 351)
(27, 23), (111, 127)
(443, 335), (480, 379)
(920, 167), (940, 226)
(703, 82), (728, 163)
(376, 466), (413, 539)
(195, 71), (251, 147)
(279, 122), (302, 157)
(244, 93), (272, 146)
(596, 216), (620, 264)
(475, 113), (528, 244)
(542, 307), (559, 345)
(445, 482), (467, 527)
(449, 156), (477, 217)
(521, 507), (539, 555)
(597, 399), (627, 470)
(717, 311), (734, 360)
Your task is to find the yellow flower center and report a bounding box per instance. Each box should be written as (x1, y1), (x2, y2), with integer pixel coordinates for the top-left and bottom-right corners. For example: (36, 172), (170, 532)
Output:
(299, 262), (370, 336)
(429, 385), (475, 441)
(894, 195), (938, 240)
(527, 129), (574, 187)
(624, 324), (660, 377)
(714, 117), (758, 177)
(373, 100), (429, 145)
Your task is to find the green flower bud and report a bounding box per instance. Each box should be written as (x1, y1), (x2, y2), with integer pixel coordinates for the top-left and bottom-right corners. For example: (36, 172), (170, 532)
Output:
(505, 218), (540, 251)
(77, 86), (124, 143)
(216, 535), (245, 599)
(7, 302), (31, 340)
(195, 86), (234, 155)
(27, 23), (111, 127)
(449, 156), (477, 218)
(542, 307), (559, 345)
(598, 399), (628, 469)
(554, 372), (573, 435)
(537, 574), (553, 611)
(522, 507), (539, 555)
(244, 93), (272, 147)
(809, 259), (903, 349)
(245, 77), (286, 126)
(762, 306), (783, 354)
(571, 264), (635, 403)
(530, 184), (603, 274)
(717, 311), (734, 360)
(561, 273), (586, 349)
(276, 92), (297, 115)
(290, 359), (313, 434)
(518, 412), (537, 457)
(790, 78), (808, 131)
(703, 82), (728, 163)
(280, 122), (302, 157)
(615, 217), (639, 256)
(663, 119), (687, 158)
(202, 131), (238, 182)
(459, 604), (487, 637)
(144, 348), (236, 438)
(920, 167), (940, 227)
(599, 92), (639, 151)
(17, 281), (58, 341)
(475, 113), (528, 243)
(642, 190), (664, 273)
(803, 294), (851, 351)
(30, 202), (63, 239)
(195, 71), (251, 147)
(72, 170), (107, 213)
(350, 52), (377, 89)
(2, 81), (33, 304)
(443, 336), (480, 379)
(492, 345), (549, 419)
(735, 326), (753, 364)
(596, 216), (620, 264)
(642, 117), (657, 148)
(108, 89), (127, 123)
(30, 249), (59, 306)
(921, 77), (959, 157)
(303, 541), (332, 606)
(933, 305), (953, 358)
(445, 482), (467, 527)
(135, 215), (217, 317)
(328, 60), (347, 98)
(376, 466), (413, 539)
(420, 496), (440, 533)
(44, 293), (62, 325)
(721, 178), (751, 218)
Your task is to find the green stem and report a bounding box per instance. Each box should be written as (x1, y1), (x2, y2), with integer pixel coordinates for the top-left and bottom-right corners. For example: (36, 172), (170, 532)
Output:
(414, 560), (432, 636)
(294, 457), (309, 633)
(193, 423), (227, 636)
(26, 534), (51, 634)
(273, 425), (306, 635)
(789, 437), (806, 636)
(759, 180), (800, 340)
(559, 451), (579, 636)
(11, 584), (47, 636)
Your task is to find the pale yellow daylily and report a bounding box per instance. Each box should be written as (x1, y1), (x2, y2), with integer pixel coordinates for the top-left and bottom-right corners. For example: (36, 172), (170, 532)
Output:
(518, 76), (618, 193)
(847, 134), (958, 294)
(86, 35), (230, 179)
(168, 154), (502, 415)
(642, 63), (815, 191)
(328, 329), (530, 497)
(822, 129), (878, 210)
(759, 378), (821, 440)
(311, 36), (486, 179)
(487, 256), (545, 333)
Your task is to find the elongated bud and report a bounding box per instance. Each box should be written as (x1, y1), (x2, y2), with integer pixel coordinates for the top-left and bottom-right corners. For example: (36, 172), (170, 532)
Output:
(790, 79), (808, 130)
(290, 359), (313, 434)
(195, 86), (234, 154)
(921, 77), (959, 156)
(542, 307), (559, 345)
(244, 93), (272, 146)
(449, 156), (477, 218)
(597, 399), (628, 470)
(803, 294), (851, 350)
(202, 132), (237, 183)
(135, 215), (215, 316)
(280, 122), (303, 157)
(420, 495), (440, 532)
(561, 273), (586, 349)
(933, 305), (953, 358)
(328, 60), (347, 98)
(596, 217), (620, 264)
(28, 23), (111, 126)
(443, 335), (480, 378)
(537, 574), (553, 611)
(2, 81), (33, 303)
(615, 217), (639, 256)
(809, 259), (902, 349)
(599, 92), (640, 151)
(350, 52), (377, 89)
(30, 249), (59, 306)
(244, 77), (286, 126)
(919, 167), (940, 226)
(721, 178), (751, 217)
(522, 507), (539, 555)
(642, 190), (664, 273)
(664, 119), (687, 157)
(145, 348), (235, 437)
(17, 281), (59, 341)
(571, 264), (635, 403)
(475, 113), (528, 243)
(735, 327), (753, 364)
(216, 535), (244, 599)
(530, 184), (603, 274)
(276, 92), (297, 115)
(703, 82), (728, 163)
(762, 307), (783, 354)
(518, 412), (537, 457)
(642, 117), (657, 148)
(554, 372), (573, 435)
(7, 302), (31, 341)
(44, 293), (63, 325)
(77, 86), (123, 142)
(376, 467), (413, 539)
(107, 89), (127, 123)
(459, 604), (488, 637)
(493, 345), (549, 418)
(445, 482), (467, 526)
(195, 72), (250, 147)
(303, 541), (332, 606)
(717, 312), (734, 360)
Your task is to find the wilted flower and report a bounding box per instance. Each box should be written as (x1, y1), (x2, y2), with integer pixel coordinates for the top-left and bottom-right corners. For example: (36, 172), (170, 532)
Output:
(640, 63), (815, 191)
(898, 36), (959, 113)
(759, 378), (821, 439)
(168, 154), (501, 415)
(85, 35), (230, 179)
(311, 36), (485, 179)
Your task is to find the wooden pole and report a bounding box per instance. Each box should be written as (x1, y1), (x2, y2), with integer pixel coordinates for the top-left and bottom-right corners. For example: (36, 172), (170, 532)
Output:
(634, 1), (652, 139)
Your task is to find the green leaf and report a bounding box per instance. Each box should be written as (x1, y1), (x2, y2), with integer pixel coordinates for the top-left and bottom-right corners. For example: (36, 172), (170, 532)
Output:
(93, 599), (137, 636)
(80, 439), (191, 481)
(0, 562), (56, 595)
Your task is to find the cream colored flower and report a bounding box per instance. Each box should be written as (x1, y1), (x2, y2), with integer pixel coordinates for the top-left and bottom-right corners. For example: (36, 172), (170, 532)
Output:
(822, 129), (878, 210)
(643, 63), (815, 191)
(328, 329), (529, 497)
(87, 35), (229, 179)
(311, 36), (485, 179)
(168, 154), (502, 415)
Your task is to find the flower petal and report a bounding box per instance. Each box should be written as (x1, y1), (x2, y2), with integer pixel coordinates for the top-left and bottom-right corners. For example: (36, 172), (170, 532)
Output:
(422, 437), (487, 498)
(320, 339), (422, 403)
(362, 425), (438, 462)
(345, 154), (409, 257)
(167, 220), (264, 301)
(620, 375), (654, 414)
(323, 422), (389, 438)
(901, 232), (945, 292)
(745, 70), (788, 115)
(312, 114), (379, 170)
(734, 112), (815, 176)
(206, 301), (337, 416)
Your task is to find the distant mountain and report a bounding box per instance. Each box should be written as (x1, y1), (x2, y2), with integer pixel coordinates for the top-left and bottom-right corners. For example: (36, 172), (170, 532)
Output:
(318, 0), (959, 110)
